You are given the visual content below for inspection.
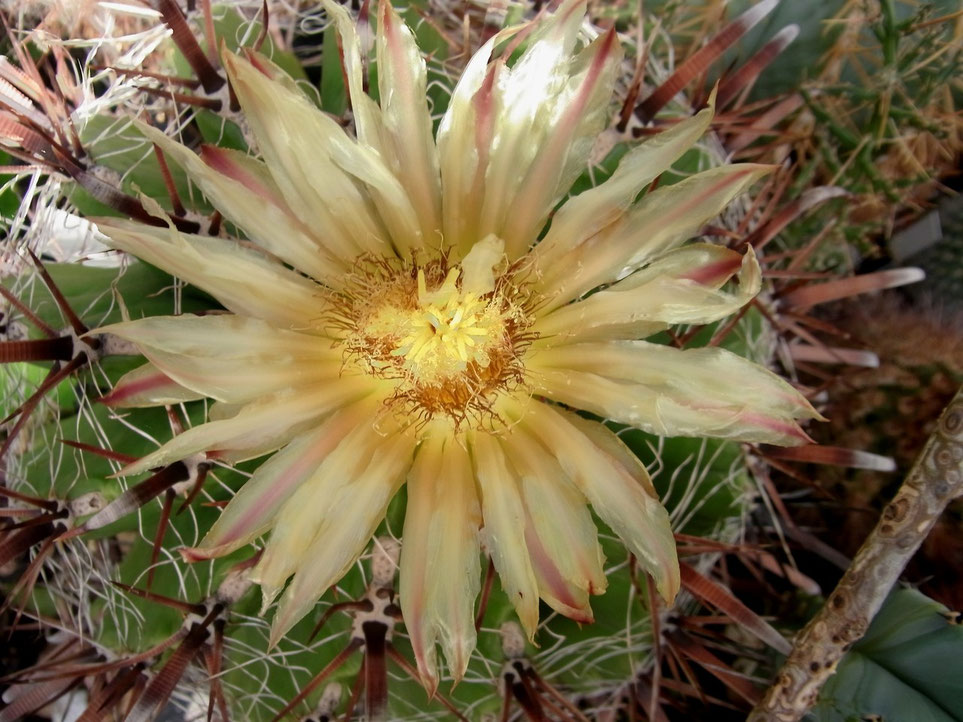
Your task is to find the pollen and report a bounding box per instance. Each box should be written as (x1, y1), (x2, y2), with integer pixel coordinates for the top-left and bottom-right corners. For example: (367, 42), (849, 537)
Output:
(327, 241), (535, 426)
(394, 267), (499, 369)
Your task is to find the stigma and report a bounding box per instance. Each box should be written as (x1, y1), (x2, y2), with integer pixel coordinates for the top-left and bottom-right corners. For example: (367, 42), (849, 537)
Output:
(390, 267), (499, 375)
(329, 239), (535, 425)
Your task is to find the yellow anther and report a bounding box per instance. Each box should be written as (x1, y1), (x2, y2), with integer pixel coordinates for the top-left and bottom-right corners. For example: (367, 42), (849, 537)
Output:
(391, 264), (505, 383)
(334, 247), (534, 425)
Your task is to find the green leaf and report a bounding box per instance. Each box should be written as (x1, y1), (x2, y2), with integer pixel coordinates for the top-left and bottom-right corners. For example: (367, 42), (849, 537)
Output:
(169, 5), (307, 84)
(320, 24), (348, 115)
(0, 150), (21, 219)
(14, 260), (213, 332)
(812, 588), (963, 722)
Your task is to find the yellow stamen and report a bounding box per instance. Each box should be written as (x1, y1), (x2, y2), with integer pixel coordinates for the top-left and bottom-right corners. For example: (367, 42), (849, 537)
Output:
(331, 250), (535, 425)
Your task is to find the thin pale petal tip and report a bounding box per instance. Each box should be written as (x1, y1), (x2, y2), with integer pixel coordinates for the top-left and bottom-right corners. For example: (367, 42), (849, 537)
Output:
(445, 649), (471, 691)
(180, 540), (239, 563)
(179, 546), (213, 563)
(414, 651), (440, 700)
(96, 389), (126, 407)
(777, 420), (817, 446)
(267, 610), (293, 650)
(562, 606), (595, 625)
(658, 561), (682, 606)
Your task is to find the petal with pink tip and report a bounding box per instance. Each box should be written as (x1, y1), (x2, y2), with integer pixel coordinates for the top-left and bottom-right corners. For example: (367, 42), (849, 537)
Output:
(137, 121), (341, 281)
(399, 431), (481, 692)
(529, 364), (812, 446)
(250, 418), (388, 606)
(184, 401), (375, 561)
(533, 245), (760, 343)
(437, 36), (500, 257)
(523, 508), (593, 623)
(94, 219), (323, 329)
(97, 315), (342, 404)
(376, 0), (441, 242)
(502, 430), (606, 606)
(537, 164), (774, 312)
(514, 401), (679, 604)
(499, 28), (623, 258)
(469, 431), (540, 639)
(118, 376), (377, 477)
(100, 362), (204, 408)
(320, 1), (394, 168)
(534, 91), (716, 269)
(531, 340), (819, 426)
(473, 0), (588, 254)
(269, 431), (414, 645)
(223, 51), (420, 258)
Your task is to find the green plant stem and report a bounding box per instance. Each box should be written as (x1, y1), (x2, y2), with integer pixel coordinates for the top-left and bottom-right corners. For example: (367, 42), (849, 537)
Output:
(748, 386), (963, 722)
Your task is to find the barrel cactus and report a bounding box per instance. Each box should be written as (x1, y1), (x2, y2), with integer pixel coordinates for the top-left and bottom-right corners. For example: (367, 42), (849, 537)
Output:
(5, 1), (937, 720)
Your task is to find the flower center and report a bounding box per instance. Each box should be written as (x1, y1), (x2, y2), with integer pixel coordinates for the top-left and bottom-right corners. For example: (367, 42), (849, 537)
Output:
(386, 267), (501, 381)
(329, 239), (534, 425)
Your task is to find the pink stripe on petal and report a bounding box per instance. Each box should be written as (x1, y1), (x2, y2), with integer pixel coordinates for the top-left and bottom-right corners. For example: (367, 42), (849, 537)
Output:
(377, 0), (439, 236)
(472, 66), (497, 179)
(679, 254), (742, 285)
(740, 412), (813, 445)
(523, 514), (594, 623)
(215, 443), (324, 547)
(99, 369), (178, 406)
(474, 66), (497, 141)
(241, 48), (273, 78)
(668, 167), (772, 225)
(678, 398), (815, 444)
(199, 146), (280, 204)
(501, 28), (620, 254)
(185, 406), (372, 560)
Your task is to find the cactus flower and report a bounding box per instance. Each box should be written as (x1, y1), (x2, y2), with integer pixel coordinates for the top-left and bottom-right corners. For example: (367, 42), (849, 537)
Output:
(92, 0), (817, 692)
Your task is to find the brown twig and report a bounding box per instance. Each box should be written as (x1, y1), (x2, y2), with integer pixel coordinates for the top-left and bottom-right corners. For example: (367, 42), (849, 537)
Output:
(749, 386), (963, 721)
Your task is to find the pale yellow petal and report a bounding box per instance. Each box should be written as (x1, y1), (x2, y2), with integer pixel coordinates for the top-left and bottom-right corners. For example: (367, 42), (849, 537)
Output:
(533, 245), (760, 342)
(522, 512), (592, 623)
(558, 412), (658, 498)
(437, 31), (513, 257)
(533, 93), (716, 269)
(97, 314), (332, 357)
(118, 377), (377, 476)
(530, 365), (812, 446)
(94, 219), (323, 329)
(474, 0), (587, 255)
(270, 431), (414, 644)
(222, 50), (401, 258)
(135, 121), (341, 281)
(97, 315), (341, 403)
(376, 0), (441, 243)
(399, 431), (481, 691)
(513, 401), (679, 603)
(186, 401), (376, 561)
(532, 339), (819, 422)
(142, 347), (338, 404)
(398, 433), (443, 691)
(251, 418), (388, 603)
(502, 429), (606, 620)
(499, 28), (623, 258)
(320, 0), (388, 155)
(537, 164), (774, 312)
(469, 430), (539, 639)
